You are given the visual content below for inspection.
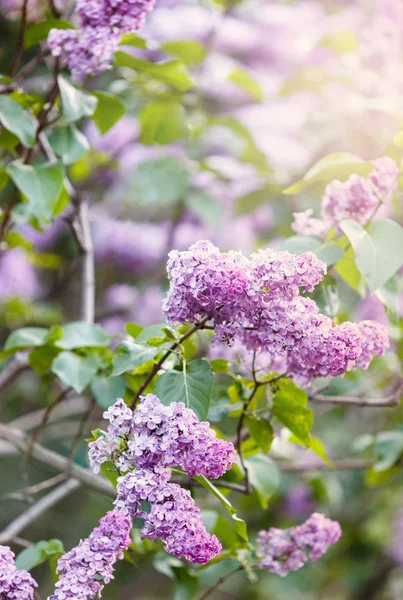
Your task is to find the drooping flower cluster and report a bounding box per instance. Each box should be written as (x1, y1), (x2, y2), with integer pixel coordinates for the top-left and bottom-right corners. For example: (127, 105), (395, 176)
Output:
(48, 0), (155, 81)
(292, 156), (399, 237)
(256, 513), (341, 577)
(163, 240), (389, 380)
(0, 544), (38, 599)
(49, 509), (132, 600)
(88, 396), (236, 564)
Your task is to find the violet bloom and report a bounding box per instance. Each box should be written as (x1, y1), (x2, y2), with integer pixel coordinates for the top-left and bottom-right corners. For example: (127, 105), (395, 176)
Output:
(256, 513), (341, 577)
(291, 209), (329, 239)
(0, 544), (38, 599)
(49, 509), (132, 600)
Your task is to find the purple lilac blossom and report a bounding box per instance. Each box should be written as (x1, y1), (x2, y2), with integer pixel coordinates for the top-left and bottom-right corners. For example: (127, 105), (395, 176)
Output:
(48, 0), (155, 81)
(0, 544), (38, 599)
(163, 240), (389, 380)
(49, 509), (132, 600)
(291, 209), (329, 238)
(256, 512), (341, 577)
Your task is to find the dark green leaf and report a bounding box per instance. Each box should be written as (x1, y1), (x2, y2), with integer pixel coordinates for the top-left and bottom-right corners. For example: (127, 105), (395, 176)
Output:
(245, 454), (279, 508)
(25, 19), (74, 48)
(6, 160), (65, 222)
(56, 322), (111, 350)
(58, 76), (98, 124)
(272, 379), (313, 445)
(91, 91), (127, 135)
(245, 416), (273, 453)
(0, 96), (36, 147)
(154, 359), (214, 420)
(51, 351), (100, 393)
(16, 539), (64, 571)
(91, 375), (126, 409)
(48, 124), (89, 165)
(112, 341), (159, 376)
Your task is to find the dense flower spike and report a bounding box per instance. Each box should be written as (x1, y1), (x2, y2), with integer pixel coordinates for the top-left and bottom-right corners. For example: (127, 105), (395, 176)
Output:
(49, 510), (132, 600)
(163, 240), (389, 380)
(88, 396), (235, 564)
(48, 0), (155, 81)
(0, 544), (38, 599)
(256, 513), (341, 577)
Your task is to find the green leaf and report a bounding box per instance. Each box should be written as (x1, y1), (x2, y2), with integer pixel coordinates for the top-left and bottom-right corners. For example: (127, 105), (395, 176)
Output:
(272, 379), (313, 446)
(130, 157), (190, 206)
(244, 454), (279, 508)
(194, 474), (248, 541)
(373, 430), (403, 472)
(6, 160), (65, 222)
(91, 375), (126, 409)
(120, 33), (147, 48)
(29, 345), (61, 375)
(0, 167), (9, 191)
(114, 52), (194, 92)
(112, 341), (159, 376)
(186, 192), (221, 229)
(235, 184), (280, 215)
(281, 235), (344, 266)
(245, 416), (273, 453)
(25, 19), (74, 48)
(172, 566), (199, 600)
(56, 322), (111, 350)
(91, 91), (127, 135)
(335, 246), (364, 292)
(5, 231), (32, 250)
(139, 100), (187, 145)
(154, 359), (214, 420)
(209, 359), (229, 373)
(228, 68), (263, 102)
(0, 96), (36, 147)
(52, 351), (100, 393)
(284, 153), (373, 194)
(100, 461), (120, 489)
(340, 218), (403, 293)
(16, 539), (64, 571)
(58, 76), (98, 124)
(163, 40), (206, 65)
(48, 124), (89, 165)
(4, 327), (48, 351)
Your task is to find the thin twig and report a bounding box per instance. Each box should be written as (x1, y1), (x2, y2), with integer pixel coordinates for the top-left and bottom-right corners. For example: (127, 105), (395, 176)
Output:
(0, 352), (29, 397)
(69, 397), (96, 460)
(0, 479), (80, 544)
(15, 48), (51, 83)
(77, 197), (95, 324)
(9, 396), (89, 431)
(0, 473), (67, 503)
(0, 423), (115, 497)
(197, 565), (244, 600)
(310, 393), (400, 408)
(236, 384), (259, 494)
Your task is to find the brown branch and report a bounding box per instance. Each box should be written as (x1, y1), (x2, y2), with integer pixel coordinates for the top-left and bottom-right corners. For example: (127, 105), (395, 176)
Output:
(0, 352), (29, 397)
(236, 383), (259, 494)
(0, 423), (115, 497)
(197, 565), (244, 600)
(15, 48), (51, 84)
(9, 0), (29, 77)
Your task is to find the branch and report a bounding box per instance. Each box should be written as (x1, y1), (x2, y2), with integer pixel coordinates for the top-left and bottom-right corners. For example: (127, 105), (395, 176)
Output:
(0, 352), (29, 397)
(236, 383), (260, 494)
(9, 0), (29, 77)
(8, 396), (89, 431)
(0, 479), (80, 544)
(0, 423), (115, 498)
(77, 197), (95, 324)
(197, 565), (244, 600)
(310, 383), (401, 408)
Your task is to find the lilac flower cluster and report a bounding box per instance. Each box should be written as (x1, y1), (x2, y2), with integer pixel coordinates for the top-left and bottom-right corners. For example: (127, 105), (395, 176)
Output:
(48, 0), (155, 81)
(88, 396), (236, 563)
(256, 513), (341, 577)
(49, 509), (132, 600)
(292, 156), (399, 237)
(0, 544), (38, 599)
(163, 240), (389, 380)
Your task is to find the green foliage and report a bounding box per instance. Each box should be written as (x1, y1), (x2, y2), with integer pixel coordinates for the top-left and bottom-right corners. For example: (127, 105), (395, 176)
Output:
(0, 95), (36, 147)
(228, 69), (264, 102)
(56, 322), (111, 349)
(282, 235), (344, 266)
(91, 375), (127, 408)
(114, 52), (194, 91)
(244, 454), (279, 508)
(163, 40), (207, 65)
(58, 76), (98, 123)
(139, 100), (187, 145)
(341, 218), (403, 293)
(48, 125), (89, 165)
(112, 341), (159, 376)
(16, 539), (65, 572)
(25, 19), (75, 48)
(154, 359), (214, 420)
(245, 416), (274, 453)
(51, 351), (101, 393)
(284, 153), (374, 194)
(130, 156), (190, 206)
(4, 326), (48, 352)
(91, 91), (127, 134)
(272, 379), (313, 445)
(6, 160), (65, 222)
(185, 191), (221, 229)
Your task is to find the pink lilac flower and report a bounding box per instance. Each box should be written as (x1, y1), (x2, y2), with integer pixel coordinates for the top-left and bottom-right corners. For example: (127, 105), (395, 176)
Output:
(256, 513), (341, 577)
(368, 156), (399, 199)
(115, 467), (221, 564)
(48, 0), (155, 81)
(291, 209), (329, 238)
(0, 544), (38, 599)
(354, 320), (390, 369)
(49, 509), (132, 600)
